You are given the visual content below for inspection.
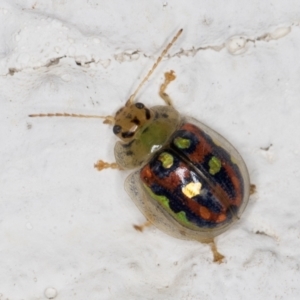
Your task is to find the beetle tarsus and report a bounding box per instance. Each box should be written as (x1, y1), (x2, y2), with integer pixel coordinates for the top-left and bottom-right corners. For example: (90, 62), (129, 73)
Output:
(210, 241), (225, 263)
(94, 160), (121, 171)
(250, 184), (256, 195)
(159, 70), (176, 106)
(133, 220), (152, 232)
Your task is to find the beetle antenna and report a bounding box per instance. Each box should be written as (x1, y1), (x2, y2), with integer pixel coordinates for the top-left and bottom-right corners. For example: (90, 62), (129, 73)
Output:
(28, 113), (115, 124)
(126, 28), (183, 106)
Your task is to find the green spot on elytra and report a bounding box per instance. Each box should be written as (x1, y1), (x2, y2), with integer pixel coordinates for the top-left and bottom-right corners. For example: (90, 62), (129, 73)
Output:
(158, 152), (174, 168)
(143, 184), (192, 227)
(174, 137), (191, 149)
(209, 156), (222, 175)
(143, 184), (170, 209)
(176, 211), (190, 226)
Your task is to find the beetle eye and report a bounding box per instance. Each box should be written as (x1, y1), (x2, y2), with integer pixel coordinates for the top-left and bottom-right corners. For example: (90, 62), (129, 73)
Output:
(135, 102), (144, 109)
(113, 125), (122, 135)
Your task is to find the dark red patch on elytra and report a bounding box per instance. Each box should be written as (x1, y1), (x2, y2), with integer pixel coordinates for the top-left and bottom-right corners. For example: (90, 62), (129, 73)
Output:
(140, 154), (230, 226)
(139, 123), (246, 229)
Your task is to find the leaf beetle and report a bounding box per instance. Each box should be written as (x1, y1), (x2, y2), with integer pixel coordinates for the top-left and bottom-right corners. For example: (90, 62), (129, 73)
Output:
(30, 29), (253, 262)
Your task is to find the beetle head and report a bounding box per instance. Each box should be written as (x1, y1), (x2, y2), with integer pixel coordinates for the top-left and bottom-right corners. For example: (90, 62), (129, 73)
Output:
(112, 102), (153, 142)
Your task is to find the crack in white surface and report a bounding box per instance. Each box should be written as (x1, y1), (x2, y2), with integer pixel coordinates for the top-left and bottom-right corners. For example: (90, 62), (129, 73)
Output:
(2, 23), (295, 75)
(5, 56), (105, 76)
(171, 25), (292, 57)
(116, 25), (293, 61)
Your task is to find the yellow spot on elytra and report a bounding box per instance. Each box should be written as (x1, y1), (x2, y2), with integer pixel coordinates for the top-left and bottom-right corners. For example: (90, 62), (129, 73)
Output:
(230, 156), (238, 164)
(182, 182), (202, 198)
(158, 152), (174, 168)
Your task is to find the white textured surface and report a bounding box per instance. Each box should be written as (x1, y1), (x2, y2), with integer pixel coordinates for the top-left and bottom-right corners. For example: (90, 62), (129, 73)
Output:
(1, 1), (300, 299)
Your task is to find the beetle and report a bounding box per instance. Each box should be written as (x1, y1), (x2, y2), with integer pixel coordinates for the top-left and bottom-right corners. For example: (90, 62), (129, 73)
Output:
(30, 29), (252, 262)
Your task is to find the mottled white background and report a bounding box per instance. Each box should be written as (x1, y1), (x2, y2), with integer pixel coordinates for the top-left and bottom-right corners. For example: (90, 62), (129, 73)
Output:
(1, 0), (300, 299)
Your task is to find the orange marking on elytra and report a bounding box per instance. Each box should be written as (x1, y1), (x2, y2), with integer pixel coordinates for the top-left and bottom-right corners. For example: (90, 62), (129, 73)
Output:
(199, 206), (211, 220)
(216, 213), (226, 223)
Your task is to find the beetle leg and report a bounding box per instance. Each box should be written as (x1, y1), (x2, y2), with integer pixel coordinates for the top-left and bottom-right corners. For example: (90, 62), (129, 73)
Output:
(250, 184), (256, 195)
(133, 220), (152, 232)
(209, 241), (225, 263)
(159, 70), (176, 106)
(94, 160), (122, 171)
